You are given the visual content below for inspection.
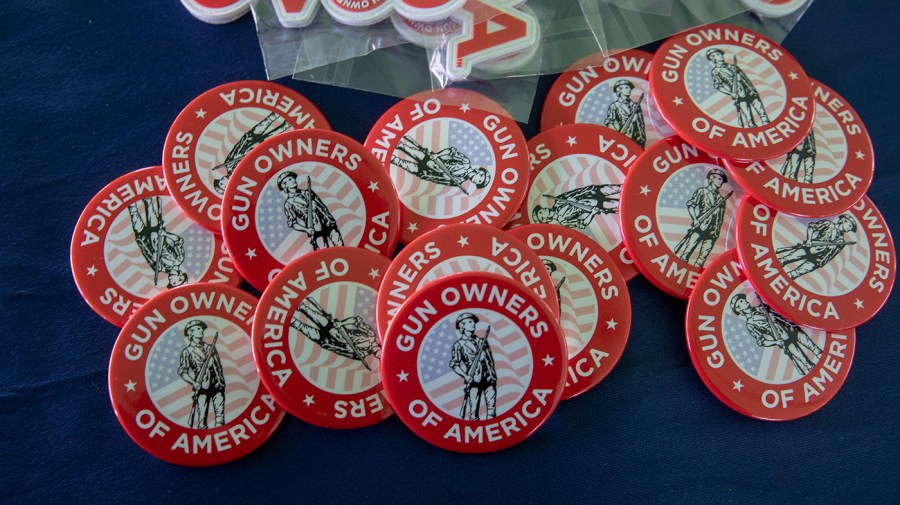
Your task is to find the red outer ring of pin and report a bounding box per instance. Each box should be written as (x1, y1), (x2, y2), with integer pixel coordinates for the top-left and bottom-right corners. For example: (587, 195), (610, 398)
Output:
(735, 194), (896, 330)
(253, 247), (394, 429)
(376, 223), (560, 339)
(507, 224), (631, 400)
(722, 79), (874, 217)
(380, 271), (567, 453)
(108, 283), (284, 466)
(686, 250), (855, 421)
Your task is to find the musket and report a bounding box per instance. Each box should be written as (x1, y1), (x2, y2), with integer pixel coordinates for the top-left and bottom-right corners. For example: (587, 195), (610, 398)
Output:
(305, 175), (314, 238)
(776, 240), (856, 255)
(619, 92), (645, 133)
(673, 190), (733, 255)
(402, 135), (470, 195)
(151, 197), (165, 286)
(308, 298), (372, 371)
(555, 276), (567, 293)
(542, 194), (601, 215)
(730, 56), (750, 127)
(755, 295), (805, 375)
(459, 326), (491, 419)
(188, 332), (219, 429)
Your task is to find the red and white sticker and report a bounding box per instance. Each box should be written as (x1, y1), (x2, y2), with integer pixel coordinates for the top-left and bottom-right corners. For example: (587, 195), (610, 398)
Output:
(541, 49), (675, 148)
(394, 0), (466, 22)
(320, 0), (394, 26)
(380, 272), (566, 453)
(163, 80), (329, 234)
(390, 13), (462, 47)
(649, 24), (814, 161)
(376, 223), (560, 339)
(365, 88), (528, 244)
(507, 224), (631, 400)
(739, 0), (809, 18)
(723, 79), (873, 217)
(108, 284), (284, 466)
(271, 0), (465, 27)
(181, 0), (251, 24)
(686, 250), (855, 421)
(508, 124), (643, 280)
(70, 167), (241, 327)
(254, 247), (393, 429)
(619, 136), (745, 299)
(735, 195), (896, 331)
(221, 129), (400, 292)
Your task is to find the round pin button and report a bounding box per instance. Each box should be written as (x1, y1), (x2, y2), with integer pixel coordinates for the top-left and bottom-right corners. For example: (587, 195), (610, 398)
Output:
(376, 223), (560, 340)
(686, 250), (855, 421)
(619, 136), (745, 299)
(541, 49), (675, 148)
(507, 124), (643, 280)
(507, 224), (631, 400)
(71, 166), (241, 327)
(163, 80), (329, 233)
(365, 88), (529, 244)
(108, 283), (284, 466)
(735, 194), (896, 331)
(221, 129), (400, 292)
(649, 24), (814, 161)
(723, 79), (874, 217)
(380, 272), (566, 453)
(180, 0), (251, 24)
(254, 247), (393, 429)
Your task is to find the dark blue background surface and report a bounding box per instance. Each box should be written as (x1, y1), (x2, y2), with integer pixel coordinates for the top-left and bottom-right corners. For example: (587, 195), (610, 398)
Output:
(1, 1), (897, 503)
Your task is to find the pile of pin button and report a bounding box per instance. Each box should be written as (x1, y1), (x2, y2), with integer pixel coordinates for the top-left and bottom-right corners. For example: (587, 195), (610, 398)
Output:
(71, 20), (894, 465)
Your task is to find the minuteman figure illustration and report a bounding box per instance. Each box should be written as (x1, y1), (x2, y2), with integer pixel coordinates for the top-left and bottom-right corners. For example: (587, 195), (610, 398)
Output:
(391, 135), (491, 194)
(730, 293), (823, 375)
(706, 48), (770, 128)
(531, 184), (622, 229)
(128, 197), (188, 288)
(776, 214), (858, 280)
(178, 320), (227, 429)
(673, 168), (733, 267)
(290, 298), (380, 371)
(780, 129), (817, 183)
(213, 112), (290, 195)
(541, 259), (566, 306)
(449, 313), (498, 420)
(604, 79), (647, 148)
(277, 171), (344, 251)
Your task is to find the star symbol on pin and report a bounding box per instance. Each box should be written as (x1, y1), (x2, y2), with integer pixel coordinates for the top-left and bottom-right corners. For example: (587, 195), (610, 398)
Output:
(407, 222), (419, 233)
(460, 103), (471, 113)
(246, 248), (257, 259)
(673, 97), (684, 106)
(368, 268), (381, 280)
(733, 379), (744, 392)
(854, 298), (864, 309)
(397, 370), (410, 382)
(855, 151), (866, 160)
(788, 72), (798, 80)
(86, 265), (98, 276)
(640, 185), (651, 196)
(368, 181), (380, 192)
(542, 355), (555, 366)
(195, 108), (207, 119)
(125, 380), (136, 392)
(303, 394), (315, 407)
(606, 319), (618, 330)
(457, 235), (469, 247)
(566, 136), (578, 147)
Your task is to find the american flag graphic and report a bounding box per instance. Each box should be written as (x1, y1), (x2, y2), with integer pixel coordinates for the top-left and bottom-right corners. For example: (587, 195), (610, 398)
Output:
(762, 103), (849, 184)
(256, 165), (365, 263)
(390, 118), (495, 219)
(194, 107), (292, 193)
(721, 282), (826, 384)
(528, 154), (625, 251)
(291, 283), (381, 395)
(145, 317), (259, 429)
(685, 45), (786, 126)
(550, 256), (599, 358)
(576, 77), (674, 148)
(418, 312), (534, 419)
(656, 164), (744, 258)
(771, 213), (871, 296)
(418, 256), (510, 285)
(104, 196), (215, 298)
